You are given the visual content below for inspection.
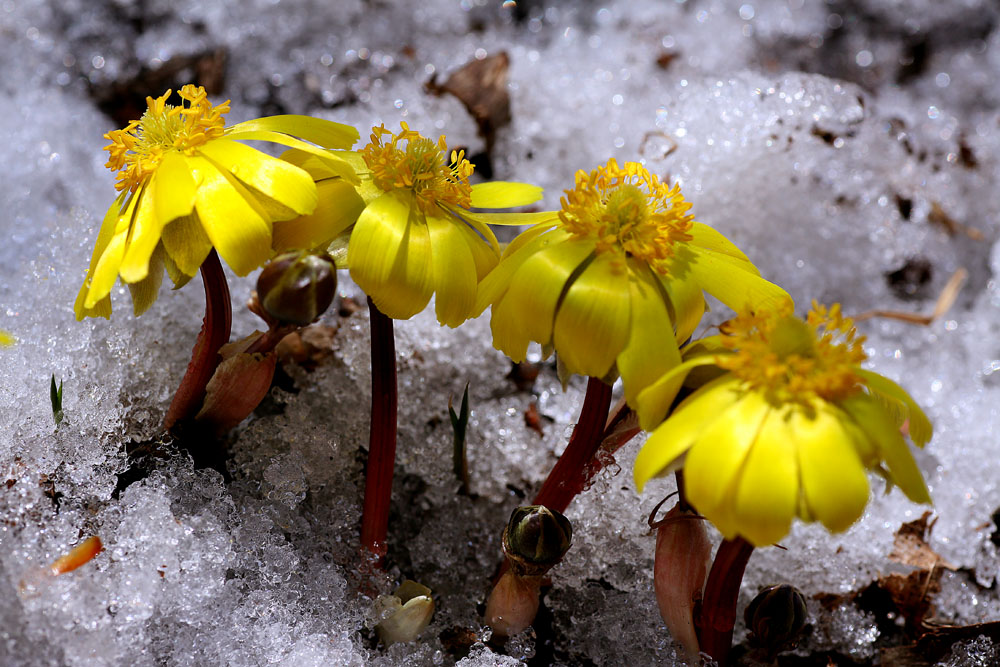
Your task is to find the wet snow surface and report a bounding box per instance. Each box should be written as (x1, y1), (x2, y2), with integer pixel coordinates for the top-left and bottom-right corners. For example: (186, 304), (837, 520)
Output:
(3, 0), (1000, 664)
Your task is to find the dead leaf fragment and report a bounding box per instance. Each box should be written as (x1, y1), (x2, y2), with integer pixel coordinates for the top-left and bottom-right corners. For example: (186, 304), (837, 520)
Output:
(524, 402), (544, 437)
(427, 52), (511, 153)
(888, 512), (955, 571)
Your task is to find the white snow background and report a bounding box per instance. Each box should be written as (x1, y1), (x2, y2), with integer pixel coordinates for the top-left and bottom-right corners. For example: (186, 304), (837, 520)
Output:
(2, 0), (1000, 664)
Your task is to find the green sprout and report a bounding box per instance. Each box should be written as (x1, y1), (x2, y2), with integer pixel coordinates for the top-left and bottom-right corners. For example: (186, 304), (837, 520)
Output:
(449, 384), (470, 495)
(50, 375), (64, 426)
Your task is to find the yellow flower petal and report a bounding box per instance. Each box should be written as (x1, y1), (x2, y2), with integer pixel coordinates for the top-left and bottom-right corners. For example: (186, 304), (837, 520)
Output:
(460, 210), (560, 227)
(633, 355), (724, 431)
(493, 238), (595, 354)
(228, 115), (359, 149)
(473, 226), (563, 316)
(347, 191), (433, 319)
(856, 369), (933, 447)
(793, 403), (870, 534)
(454, 219), (499, 282)
(279, 147), (364, 187)
(684, 391), (770, 522)
(118, 185), (161, 283)
(127, 243), (165, 316)
(732, 407), (799, 546)
(197, 139), (317, 216)
(840, 394), (931, 505)
(272, 178), (365, 252)
(161, 213), (213, 277)
(223, 128), (361, 182)
(633, 376), (743, 491)
(688, 222), (755, 267)
(162, 249), (195, 289)
(680, 246), (789, 314)
(553, 253), (631, 378)
(444, 209), (502, 256)
(427, 213), (478, 327)
(85, 194), (137, 309)
(75, 191), (129, 320)
(190, 156), (272, 276)
(489, 288), (534, 362)
(469, 182), (543, 208)
(153, 151), (197, 226)
(658, 271), (706, 344)
(616, 262), (681, 408)
(0, 330), (14, 346)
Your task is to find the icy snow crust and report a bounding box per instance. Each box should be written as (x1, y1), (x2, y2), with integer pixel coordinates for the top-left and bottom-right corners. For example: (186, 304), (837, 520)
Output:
(2, 0), (1000, 664)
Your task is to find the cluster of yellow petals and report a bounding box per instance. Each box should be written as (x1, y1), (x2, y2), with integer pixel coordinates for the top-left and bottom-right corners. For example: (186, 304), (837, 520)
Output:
(361, 122), (474, 213)
(104, 85), (230, 193)
(558, 159), (694, 271)
(716, 300), (867, 403)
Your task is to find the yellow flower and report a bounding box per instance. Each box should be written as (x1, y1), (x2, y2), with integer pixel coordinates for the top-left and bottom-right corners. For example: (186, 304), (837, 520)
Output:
(475, 159), (787, 411)
(0, 330), (13, 346)
(633, 301), (933, 547)
(75, 85), (359, 320)
(344, 123), (544, 327)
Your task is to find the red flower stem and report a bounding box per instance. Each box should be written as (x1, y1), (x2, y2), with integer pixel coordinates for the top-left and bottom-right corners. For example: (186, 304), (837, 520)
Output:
(164, 250), (232, 430)
(359, 297), (397, 564)
(697, 537), (755, 666)
(531, 376), (613, 514)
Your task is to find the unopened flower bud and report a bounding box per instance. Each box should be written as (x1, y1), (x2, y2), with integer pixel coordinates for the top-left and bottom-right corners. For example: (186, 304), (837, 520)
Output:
(256, 251), (337, 326)
(502, 505), (572, 576)
(485, 570), (540, 638)
(744, 584), (808, 657)
(652, 503), (711, 661)
(374, 580), (435, 645)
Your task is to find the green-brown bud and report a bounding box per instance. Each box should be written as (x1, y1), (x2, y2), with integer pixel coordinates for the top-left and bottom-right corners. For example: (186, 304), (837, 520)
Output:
(502, 505), (572, 576)
(256, 251), (337, 326)
(744, 583), (808, 658)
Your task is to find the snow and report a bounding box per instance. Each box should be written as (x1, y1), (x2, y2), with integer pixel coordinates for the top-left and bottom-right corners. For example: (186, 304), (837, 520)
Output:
(2, 0), (1000, 664)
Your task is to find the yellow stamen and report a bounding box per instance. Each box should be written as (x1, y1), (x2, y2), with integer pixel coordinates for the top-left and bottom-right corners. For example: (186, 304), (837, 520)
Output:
(103, 84), (230, 193)
(361, 122), (474, 213)
(717, 300), (867, 403)
(558, 159), (694, 271)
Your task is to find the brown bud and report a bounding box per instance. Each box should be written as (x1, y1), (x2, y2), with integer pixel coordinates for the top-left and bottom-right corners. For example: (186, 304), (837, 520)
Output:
(502, 505), (572, 576)
(256, 251), (337, 326)
(744, 583), (808, 658)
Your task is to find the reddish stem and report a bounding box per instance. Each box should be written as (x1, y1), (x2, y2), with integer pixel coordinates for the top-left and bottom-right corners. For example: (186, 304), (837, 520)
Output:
(164, 250), (232, 430)
(359, 297), (397, 564)
(697, 537), (755, 666)
(532, 376), (613, 514)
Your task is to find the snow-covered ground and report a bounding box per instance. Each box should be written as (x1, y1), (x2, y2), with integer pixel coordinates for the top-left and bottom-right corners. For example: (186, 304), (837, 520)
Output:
(2, 0), (1000, 664)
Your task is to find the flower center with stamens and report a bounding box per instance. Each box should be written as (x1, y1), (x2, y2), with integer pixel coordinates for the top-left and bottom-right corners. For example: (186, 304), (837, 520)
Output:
(716, 301), (868, 403)
(103, 85), (230, 193)
(361, 122), (474, 214)
(558, 159), (694, 272)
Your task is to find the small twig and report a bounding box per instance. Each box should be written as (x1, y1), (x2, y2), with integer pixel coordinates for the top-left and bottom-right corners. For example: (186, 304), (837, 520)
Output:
(854, 268), (967, 325)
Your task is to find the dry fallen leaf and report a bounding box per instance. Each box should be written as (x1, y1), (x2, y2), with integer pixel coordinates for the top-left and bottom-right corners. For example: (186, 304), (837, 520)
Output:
(427, 52), (511, 153)
(888, 512), (955, 572)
